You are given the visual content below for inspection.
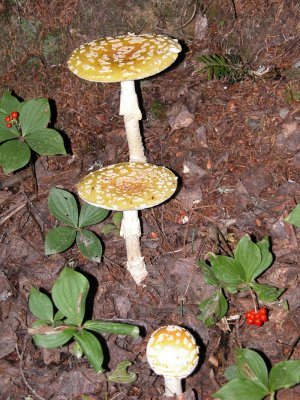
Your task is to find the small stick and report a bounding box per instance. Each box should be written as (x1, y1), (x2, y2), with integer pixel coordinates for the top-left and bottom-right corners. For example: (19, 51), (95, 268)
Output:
(249, 286), (258, 313)
(30, 159), (38, 196)
(0, 201), (27, 225)
(15, 339), (46, 400)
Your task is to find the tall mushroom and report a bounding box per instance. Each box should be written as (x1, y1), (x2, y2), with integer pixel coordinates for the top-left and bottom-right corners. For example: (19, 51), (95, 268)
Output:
(67, 33), (182, 162)
(146, 325), (199, 397)
(77, 162), (177, 284)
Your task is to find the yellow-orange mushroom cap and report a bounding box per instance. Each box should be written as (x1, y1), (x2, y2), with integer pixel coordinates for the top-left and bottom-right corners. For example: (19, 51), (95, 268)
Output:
(77, 162), (177, 211)
(146, 325), (199, 379)
(67, 33), (182, 83)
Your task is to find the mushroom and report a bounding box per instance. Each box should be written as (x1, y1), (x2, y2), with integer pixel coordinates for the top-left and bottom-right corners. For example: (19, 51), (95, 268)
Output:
(68, 33), (182, 163)
(77, 162), (177, 284)
(146, 325), (199, 397)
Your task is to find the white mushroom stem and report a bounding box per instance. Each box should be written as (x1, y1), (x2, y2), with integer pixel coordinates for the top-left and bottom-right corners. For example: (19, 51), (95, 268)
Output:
(164, 377), (182, 397)
(120, 209), (148, 284)
(119, 80), (147, 163)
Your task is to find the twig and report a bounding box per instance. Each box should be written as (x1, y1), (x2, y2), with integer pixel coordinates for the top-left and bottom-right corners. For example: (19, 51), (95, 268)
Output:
(150, 207), (172, 250)
(18, 209), (45, 256)
(231, 0), (237, 19)
(178, 0), (198, 30)
(0, 201), (27, 225)
(15, 338), (46, 400)
(21, 192), (45, 240)
(30, 159), (38, 196)
(182, 209), (194, 256)
(249, 286), (258, 313)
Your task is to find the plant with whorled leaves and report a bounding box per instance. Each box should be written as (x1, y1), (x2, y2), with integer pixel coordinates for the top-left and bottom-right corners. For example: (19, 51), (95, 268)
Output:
(0, 90), (66, 174)
(213, 348), (300, 400)
(198, 236), (284, 327)
(45, 188), (109, 262)
(28, 267), (139, 374)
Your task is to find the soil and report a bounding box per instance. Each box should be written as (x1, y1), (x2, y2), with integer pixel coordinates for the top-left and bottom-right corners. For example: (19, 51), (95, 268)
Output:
(0, 1), (299, 399)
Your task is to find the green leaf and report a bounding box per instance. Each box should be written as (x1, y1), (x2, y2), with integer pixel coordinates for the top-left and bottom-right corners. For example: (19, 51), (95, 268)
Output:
(76, 229), (102, 262)
(25, 128), (66, 155)
(108, 361), (137, 383)
(29, 288), (53, 322)
(0, 90), (21, 114)
(234, 236), (262, 282)
(198, 289), (228, 327)
(54, 310), (65, 322)
(74, 329), (104, 373)
(269, 360), (300, 391)
(19, 98), (50, 135)
(0, 139), (31, 173)
(285, 204), (300, 228)
(52, 267), (89, 326)
(112, 211), (123, 227)
(235, 348), (269, 391)
(224, 365), (238, 381)
(102, 223), (118, 235)
(253, 237), (273, 279)
(250, 282), (284, 302)
(211, 255), (246, 285)
(31, 319), (50, 328)
(198, 260), (220, 286)
(45, 226), (77, 255)
(71, 341), (84, 358)
(48, 188), (79, 226)
(32, 327), (76, 349)
(223, 283), (239, 294)
(0, 115), (20, 142)
(212, 378), (267, 400)
(83, 320), (140, 337)
(78, 203), (109, 228)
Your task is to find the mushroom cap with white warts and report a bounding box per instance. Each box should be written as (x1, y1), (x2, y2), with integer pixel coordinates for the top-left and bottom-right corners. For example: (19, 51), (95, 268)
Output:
(146, 325), (199, 379)
(77, 162), (177, 211)
(67, 33), (182, 83)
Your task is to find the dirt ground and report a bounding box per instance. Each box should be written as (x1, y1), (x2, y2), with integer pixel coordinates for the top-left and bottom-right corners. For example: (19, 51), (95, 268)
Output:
(0, 1), (300, 399)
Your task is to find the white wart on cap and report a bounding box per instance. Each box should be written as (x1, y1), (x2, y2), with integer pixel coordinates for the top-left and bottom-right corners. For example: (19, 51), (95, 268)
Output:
(77, 162), (177, 211)
(67, 33), (182, 82)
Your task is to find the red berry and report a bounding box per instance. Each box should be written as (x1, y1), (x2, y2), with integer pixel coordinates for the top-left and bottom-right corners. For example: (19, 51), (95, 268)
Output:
(255, 319), (263, 327)
(5, 116), (11, 122)
(6, 123), (12, 128)
(246, 318), (255, 325)
(245, 311), (253, 319)
(260, 314), (268, 322)
(259, 308), (267, 315)
(11, 111), (19, 119)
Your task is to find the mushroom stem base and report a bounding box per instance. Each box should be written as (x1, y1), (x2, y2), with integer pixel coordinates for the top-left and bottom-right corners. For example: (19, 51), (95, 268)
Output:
(164, 377), (182, 397)
(120, 210), (148, 284)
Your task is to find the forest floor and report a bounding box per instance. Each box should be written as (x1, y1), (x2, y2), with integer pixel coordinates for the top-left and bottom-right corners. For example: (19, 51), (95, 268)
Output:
(0, 1), (300, 399)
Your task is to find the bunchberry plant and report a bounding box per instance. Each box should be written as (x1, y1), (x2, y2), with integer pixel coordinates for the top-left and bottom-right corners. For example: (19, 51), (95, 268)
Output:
(198, 236), (284, 327)
(45, 188), (109, 262)
(213, 348), (300, 400)
(285, 204), (300, 228)
(0, 90), (66, 174)
(28, 267), (140, 373)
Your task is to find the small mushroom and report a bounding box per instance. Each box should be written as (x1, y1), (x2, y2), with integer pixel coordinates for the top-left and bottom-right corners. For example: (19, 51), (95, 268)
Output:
(77, 162), (177, 284)
(146, 325), (199, 397)
(68, 33), (181, 162)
